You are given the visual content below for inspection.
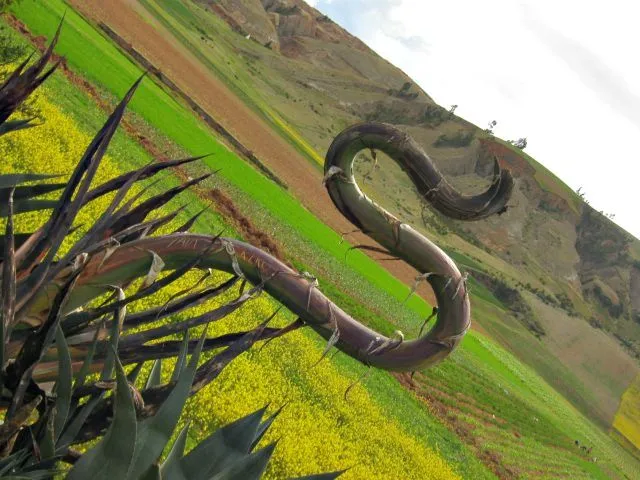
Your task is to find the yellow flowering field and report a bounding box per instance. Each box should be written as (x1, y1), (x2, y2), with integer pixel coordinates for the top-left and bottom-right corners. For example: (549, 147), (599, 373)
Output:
(612, 373), (640, 451)
(0, 84), (460, 479)
(0, 88), (123, 246)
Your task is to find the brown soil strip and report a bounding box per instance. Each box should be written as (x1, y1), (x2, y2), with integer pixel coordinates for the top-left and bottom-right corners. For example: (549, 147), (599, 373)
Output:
(394, 372), (521, 479)
(417, 382), (509, 427)
(204, 187), (286, 262)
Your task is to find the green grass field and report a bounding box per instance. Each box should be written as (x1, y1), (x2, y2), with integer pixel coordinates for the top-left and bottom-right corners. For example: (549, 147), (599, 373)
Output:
(7, 1), (640, 477)
(421, 298), (640, 478)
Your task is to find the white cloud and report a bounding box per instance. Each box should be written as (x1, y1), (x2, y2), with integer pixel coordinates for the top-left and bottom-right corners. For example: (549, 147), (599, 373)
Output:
(304, 0), (640, 239)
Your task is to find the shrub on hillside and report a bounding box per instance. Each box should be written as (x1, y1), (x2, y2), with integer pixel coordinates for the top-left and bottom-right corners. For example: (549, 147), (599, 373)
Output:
(433, 130), (474, 148)
(421, 104), (448, 127)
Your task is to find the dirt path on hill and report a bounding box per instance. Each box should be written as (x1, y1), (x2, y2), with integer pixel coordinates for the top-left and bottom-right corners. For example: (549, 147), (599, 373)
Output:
(67, 0), (445, 308)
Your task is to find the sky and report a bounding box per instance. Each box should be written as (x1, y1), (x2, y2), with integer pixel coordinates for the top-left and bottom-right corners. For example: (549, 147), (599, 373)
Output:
(304, 0), (640, 239)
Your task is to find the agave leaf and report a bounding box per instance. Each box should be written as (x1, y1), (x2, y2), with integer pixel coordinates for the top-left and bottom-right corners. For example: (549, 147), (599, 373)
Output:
(108, 174), (211, 235)
(159, 422), (190, 479)
(0, 19), (62, 124)
(118, 282), (262, 349)
(95, 166), (152, 236)
(122, 276), (239, 332)
(60, 166), (148, 262)
(144, 205), (188, 238)
(7, 269), (82, 418)
(0, 450), (29, 476)
(18, 75), (144, 275)
(0, 51), (34, 88)
(1, 187), (16, 368)
(67, 350), (137, 480)
(250, 405), (285, 452)
(258, 318), (304, 354)
(190, 318), (269, 395)
(53, 326), (72, 442)
(1, 472), (61, 480)
(0, 183), (66, 202)
(138, 464), (161, 480)
(174, 205), (209, 233)
(73, 321), (103, 389)
(125, 330), (206, 480)
(38, 408), (56, 460)
(113, 178), (163, 217)
(0, 199), (58, 217)
(127, 362), (144, 384)
(0, 396), (41, 446)
(0, 118), (37, 136)
(83, 155), (205, 204)
(208, 443), (276, 480)
(100, 287), (126, 381)
(145, 359), (162, 389)
(57, 394), (104, 449)
(179, 408), (266, 480)
(217, 407), (267, 452)
(0, 174), (61, 189)
(0, 233), (36, 262)
(63, 237), (227, 327)
(170, 332), (189, 383)
(113, 325), (289, 367)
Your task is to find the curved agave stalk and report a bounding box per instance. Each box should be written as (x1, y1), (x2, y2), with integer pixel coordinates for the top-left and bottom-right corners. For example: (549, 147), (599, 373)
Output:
(34, 124), (512, 372)
(321, 123), (514, 368)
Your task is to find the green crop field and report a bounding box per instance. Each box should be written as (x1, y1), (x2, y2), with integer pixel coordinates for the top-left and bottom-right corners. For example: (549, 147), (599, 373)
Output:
(5, 1), (640, 477)
(427, 299), (640, 478)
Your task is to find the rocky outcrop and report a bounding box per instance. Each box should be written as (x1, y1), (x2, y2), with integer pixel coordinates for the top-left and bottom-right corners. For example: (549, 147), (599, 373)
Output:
(264, 1), (316, 39)
(576, 205), (635, 320)
(198, 0), (372, 54)
(631, 266), (640, 322)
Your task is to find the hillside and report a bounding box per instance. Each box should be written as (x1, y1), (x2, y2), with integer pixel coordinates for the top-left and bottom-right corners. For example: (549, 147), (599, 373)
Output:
(196, 0), (640, 346)
(196, 0), (640, 360)
(11, 0), (640, 473)
(153, 0), (640, 341)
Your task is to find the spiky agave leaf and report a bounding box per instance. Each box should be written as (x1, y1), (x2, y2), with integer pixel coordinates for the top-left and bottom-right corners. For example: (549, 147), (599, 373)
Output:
(160, 406), (279, 480)
(0, 21), (62, 125)
(66, 348), (138, 480)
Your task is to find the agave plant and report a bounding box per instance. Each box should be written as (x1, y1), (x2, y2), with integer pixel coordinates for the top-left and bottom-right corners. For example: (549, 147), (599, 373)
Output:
(0, 28), (322, 479)
(0, 25), (512, 477)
